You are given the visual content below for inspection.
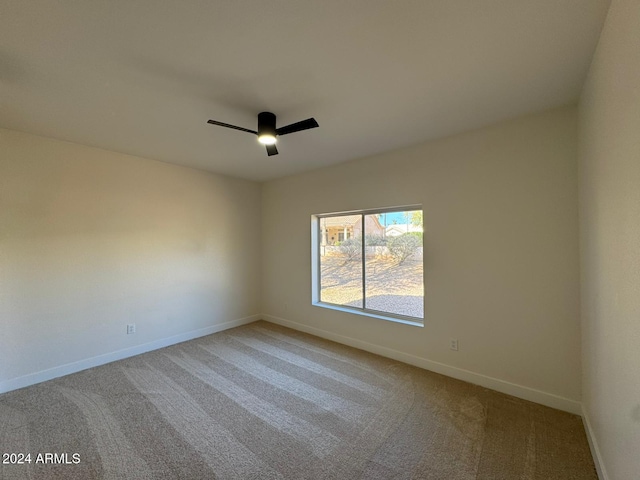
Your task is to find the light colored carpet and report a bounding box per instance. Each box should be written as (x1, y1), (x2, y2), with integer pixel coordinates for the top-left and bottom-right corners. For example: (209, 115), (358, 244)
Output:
(0, 320), (597, 479)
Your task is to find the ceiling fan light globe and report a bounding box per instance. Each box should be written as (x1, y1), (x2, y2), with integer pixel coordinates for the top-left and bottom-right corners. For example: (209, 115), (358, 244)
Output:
(258, 134), (277, 145)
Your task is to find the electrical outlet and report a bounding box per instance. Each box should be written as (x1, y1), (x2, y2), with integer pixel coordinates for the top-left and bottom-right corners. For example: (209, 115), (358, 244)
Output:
(450, 338), (458, 351)
(127, 323), (136, 335)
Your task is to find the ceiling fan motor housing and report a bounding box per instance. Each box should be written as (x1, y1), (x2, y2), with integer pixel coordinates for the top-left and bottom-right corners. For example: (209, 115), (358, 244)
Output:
(258, 112), (277, 138)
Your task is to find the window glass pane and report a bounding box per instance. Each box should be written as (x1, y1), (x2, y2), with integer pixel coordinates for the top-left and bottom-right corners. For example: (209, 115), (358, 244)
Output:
(364, 210), (423, 318)
(319, 215), (363, 308)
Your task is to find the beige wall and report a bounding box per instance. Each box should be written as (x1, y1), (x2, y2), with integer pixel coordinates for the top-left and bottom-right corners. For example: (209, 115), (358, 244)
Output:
(0, 128), (261, 389)
(262, 106), (581, 408)
(578, 0), (640, 478)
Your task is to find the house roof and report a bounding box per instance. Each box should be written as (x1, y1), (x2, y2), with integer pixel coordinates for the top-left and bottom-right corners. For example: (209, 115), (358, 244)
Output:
(386, 224), (423, 236)
(0, 1), (610, 181)
(321, 215), (385, 230)
(321, 216), (360, 228)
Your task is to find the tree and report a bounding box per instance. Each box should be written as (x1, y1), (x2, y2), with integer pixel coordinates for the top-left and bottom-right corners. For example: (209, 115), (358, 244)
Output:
(410, 211), (423, 228)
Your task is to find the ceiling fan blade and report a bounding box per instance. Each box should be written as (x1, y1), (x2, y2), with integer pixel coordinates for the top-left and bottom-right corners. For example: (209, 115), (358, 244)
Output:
(207, 119), (257, 135)
(265, 144), (278, 156)
(275, 118), (319, 136)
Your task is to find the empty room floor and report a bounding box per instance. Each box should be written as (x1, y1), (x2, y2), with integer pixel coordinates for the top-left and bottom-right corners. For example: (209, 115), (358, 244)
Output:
(0, 321), (596, 479)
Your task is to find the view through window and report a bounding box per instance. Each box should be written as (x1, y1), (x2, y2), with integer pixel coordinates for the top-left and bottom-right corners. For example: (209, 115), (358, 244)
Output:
(316, 207), (424, 323)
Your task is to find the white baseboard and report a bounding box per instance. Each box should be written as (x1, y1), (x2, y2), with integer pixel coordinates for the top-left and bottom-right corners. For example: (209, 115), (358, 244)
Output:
(582, 408), (609, 480)
(0, 314), (261, 395)
(262, 314), (582, 415)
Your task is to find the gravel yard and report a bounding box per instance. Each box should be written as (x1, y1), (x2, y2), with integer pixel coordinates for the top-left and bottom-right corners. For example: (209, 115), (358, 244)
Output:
(320, 254), (424, 318)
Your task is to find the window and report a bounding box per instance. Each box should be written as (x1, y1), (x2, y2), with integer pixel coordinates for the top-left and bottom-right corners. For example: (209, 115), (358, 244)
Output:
(312, 206), (424, 326)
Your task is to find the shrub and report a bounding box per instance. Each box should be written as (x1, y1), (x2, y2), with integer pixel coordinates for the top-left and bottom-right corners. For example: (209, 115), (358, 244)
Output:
(339, 237), (362, 262)
(405, 231), (423, 242)
(387, 234), (421, 265)
(365, 234), (387, 246)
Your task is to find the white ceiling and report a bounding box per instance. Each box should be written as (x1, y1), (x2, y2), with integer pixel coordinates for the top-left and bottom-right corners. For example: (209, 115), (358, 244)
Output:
(1, 1), (610, 181)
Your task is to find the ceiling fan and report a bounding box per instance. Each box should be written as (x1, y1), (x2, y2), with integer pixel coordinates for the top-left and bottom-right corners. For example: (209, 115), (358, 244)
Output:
(207, 112), (319, 156)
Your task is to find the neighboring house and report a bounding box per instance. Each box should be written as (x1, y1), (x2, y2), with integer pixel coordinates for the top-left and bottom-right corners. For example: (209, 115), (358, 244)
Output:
(385, 223), (423, 237)
(320, 215), (385, 245)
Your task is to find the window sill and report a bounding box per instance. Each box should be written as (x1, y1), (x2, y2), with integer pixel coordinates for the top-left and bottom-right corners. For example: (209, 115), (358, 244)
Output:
(312, 301), (424, 327)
